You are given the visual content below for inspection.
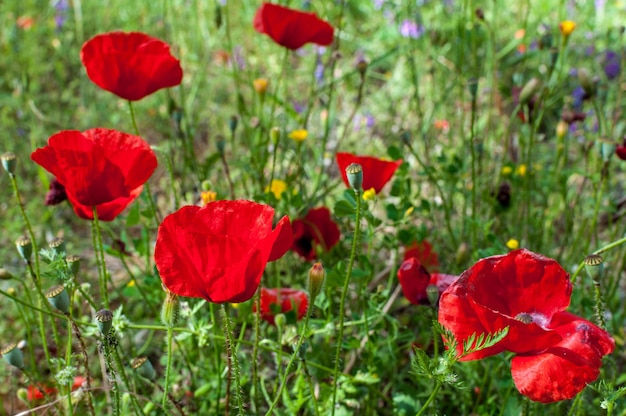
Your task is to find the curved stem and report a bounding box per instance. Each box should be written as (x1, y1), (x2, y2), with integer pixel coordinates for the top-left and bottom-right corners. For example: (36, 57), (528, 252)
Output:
(415, 382), (442, 416)
(331, 189), (362, 415)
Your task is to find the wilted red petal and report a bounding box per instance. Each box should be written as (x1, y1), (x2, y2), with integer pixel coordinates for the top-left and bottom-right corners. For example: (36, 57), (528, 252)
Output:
(155, 201), (289, 303)
(397, 257), (431, 305)
(291, 207), (341, 260)
(258, 287), (309, 325)
(336, 152), (402, 193)
(31, 129), (156, 221)
(253, 3), (334, 50)
(438, 249), (569, 360)
(81, 31), (183, 101)
(403, 239), (440, 272)
(511, 312), (614, 403)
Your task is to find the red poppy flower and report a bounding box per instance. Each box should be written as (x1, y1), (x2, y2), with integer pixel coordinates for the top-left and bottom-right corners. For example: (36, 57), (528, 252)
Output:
(336, 153), (402, 193)
(253, 2), (334, 50)
(81, 31), (183, 101)
(511, 312), (614, 403)
(438, 249), (614, 403)
(155, 200), (292, 304)
(258, 287), (309, 325)
(26, 376), (86, 401)
(31, 129), (157, 221)
(397, 257), (456, 305)
(291, 207), (340, 260)
(403, 239), (440, 272)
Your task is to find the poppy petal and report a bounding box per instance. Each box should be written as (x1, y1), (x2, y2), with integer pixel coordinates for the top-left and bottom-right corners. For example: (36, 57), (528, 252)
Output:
(336, 152), (402, 193)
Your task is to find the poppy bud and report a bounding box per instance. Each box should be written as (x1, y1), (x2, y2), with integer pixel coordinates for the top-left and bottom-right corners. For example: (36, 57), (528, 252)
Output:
(468, 78), (479, 99)
(16, 388), (28, 404)
(556, 120), (568, 139)
(131, 356), (156, 381)
(253, 78), (269, 95)
(161, 286), (179, 328)
(1, 342), (24, 369)
(578, 68), (596, 98)
(426, 284), (440, 307)
(399, 130), (411, 145)
(0, 268), (14, 281)
(455, 242), (470, 266)
(95, 309), (114, 336)
(46, 285), (70, 314)
(356, 58), (368, 78)
(519, 78), (541, 105)
(66, 255), (80, 276)
(346, 163), (363, 191)
(270, 127), (281, 145)
(307, 262), (325, 300)
(228, 115), (238, 133)
(49, 238), (65, 256)
(216, 135), (226, 155)
(15, 236), (32, 262)
(1, 152), (16, 176)
(274, 313), (286, 330)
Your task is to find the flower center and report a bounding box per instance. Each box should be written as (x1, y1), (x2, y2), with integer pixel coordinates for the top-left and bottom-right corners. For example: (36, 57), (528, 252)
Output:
(515, 312), (533, 324)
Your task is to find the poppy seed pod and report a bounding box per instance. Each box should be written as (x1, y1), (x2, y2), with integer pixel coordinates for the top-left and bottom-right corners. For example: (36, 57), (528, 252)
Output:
(519, 78), (541, 105)
(1, 152), (16, 175)
(131, 356), (156, 381)
(426, 284), (440, 306)
(228, 115), (238, 133)
(308, 262), (325, 299)
(48, 238), (65, 256)
(336, 153), (403, 193)
(345, 163), (363, 191)
(95, 309), (114, 336)
(46, 285), (70, 314)
(216, 135), (226, 155)
(0, 268), (14, 281)
(1, 342), (24, 369)
(66, 255), (80, 276)
(15, 236), (32, 262)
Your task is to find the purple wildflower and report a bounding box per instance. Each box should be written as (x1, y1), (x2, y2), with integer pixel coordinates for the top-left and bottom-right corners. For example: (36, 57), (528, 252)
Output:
(399, 20), (424, 39)
(603, 50), (621, 80)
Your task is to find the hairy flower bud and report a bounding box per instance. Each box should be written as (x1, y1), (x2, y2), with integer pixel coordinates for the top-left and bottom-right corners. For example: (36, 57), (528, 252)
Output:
(307, 262), (325, 300)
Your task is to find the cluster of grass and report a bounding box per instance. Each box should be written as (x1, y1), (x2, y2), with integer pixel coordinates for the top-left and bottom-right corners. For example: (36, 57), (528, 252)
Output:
(0, 0), (625, 415)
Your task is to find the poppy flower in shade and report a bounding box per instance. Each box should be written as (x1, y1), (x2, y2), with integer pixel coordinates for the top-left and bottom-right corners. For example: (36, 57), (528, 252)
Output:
(253, 2), (334, 50)
(403, 239), (440, 272)
(155, 201), (292, 304)
(45, 178), (68, 206)
(336, 153), (402, 194)
(81, 31), (183, 101)
(291, 207), (341, 260)
(31, 129), (157, 221)
(397, 257), (457, 305)
(438, 249), (614, 403)
(258, 287), (309, 325)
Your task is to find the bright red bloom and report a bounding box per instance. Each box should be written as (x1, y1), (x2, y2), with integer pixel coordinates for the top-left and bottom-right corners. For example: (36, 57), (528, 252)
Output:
(403, 239), (440, 272)
(253, 3), (334, 50)
(258, 287), (309, 325)
(397, 257), (456, 305)
(511, 312), (614, 403)
(31, 128), (157, 221)
(155, 201), (292, 304)
(336, 153), (402, 193)
(81, 31), (183, 101)
(291, 207), (341, 260)
(438, 249), (614, 403)
(26, 376), (86, 401)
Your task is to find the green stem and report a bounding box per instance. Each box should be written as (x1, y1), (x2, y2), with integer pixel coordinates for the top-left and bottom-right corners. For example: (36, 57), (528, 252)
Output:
(571, 235), (626, 284)
(112, 345), (144, 415)
(415, 382), (442, 416)
(251, 290), (262, 415)
(331, 188), (362, 415)
(222, 304), (243, 415)
(92, 207), (109, 308)
(162, 325), (174, 411)
(265, 294), (315, 415)
(65, 316), (74, 416)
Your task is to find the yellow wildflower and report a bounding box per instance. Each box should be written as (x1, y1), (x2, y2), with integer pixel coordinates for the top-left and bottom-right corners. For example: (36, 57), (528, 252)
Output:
(289, 129), (308, 142)
(506, 239), (520, 250)
(362, 188), (376, 201)
(265, 179), (287, 200)
(516, 164), (527, 176)
(253, 78), (269, 95)
(200, 190), (217, 206)
(501, 166), (513, 175)
(127, 279), (136, 288)
(559, 21), (576, 38)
